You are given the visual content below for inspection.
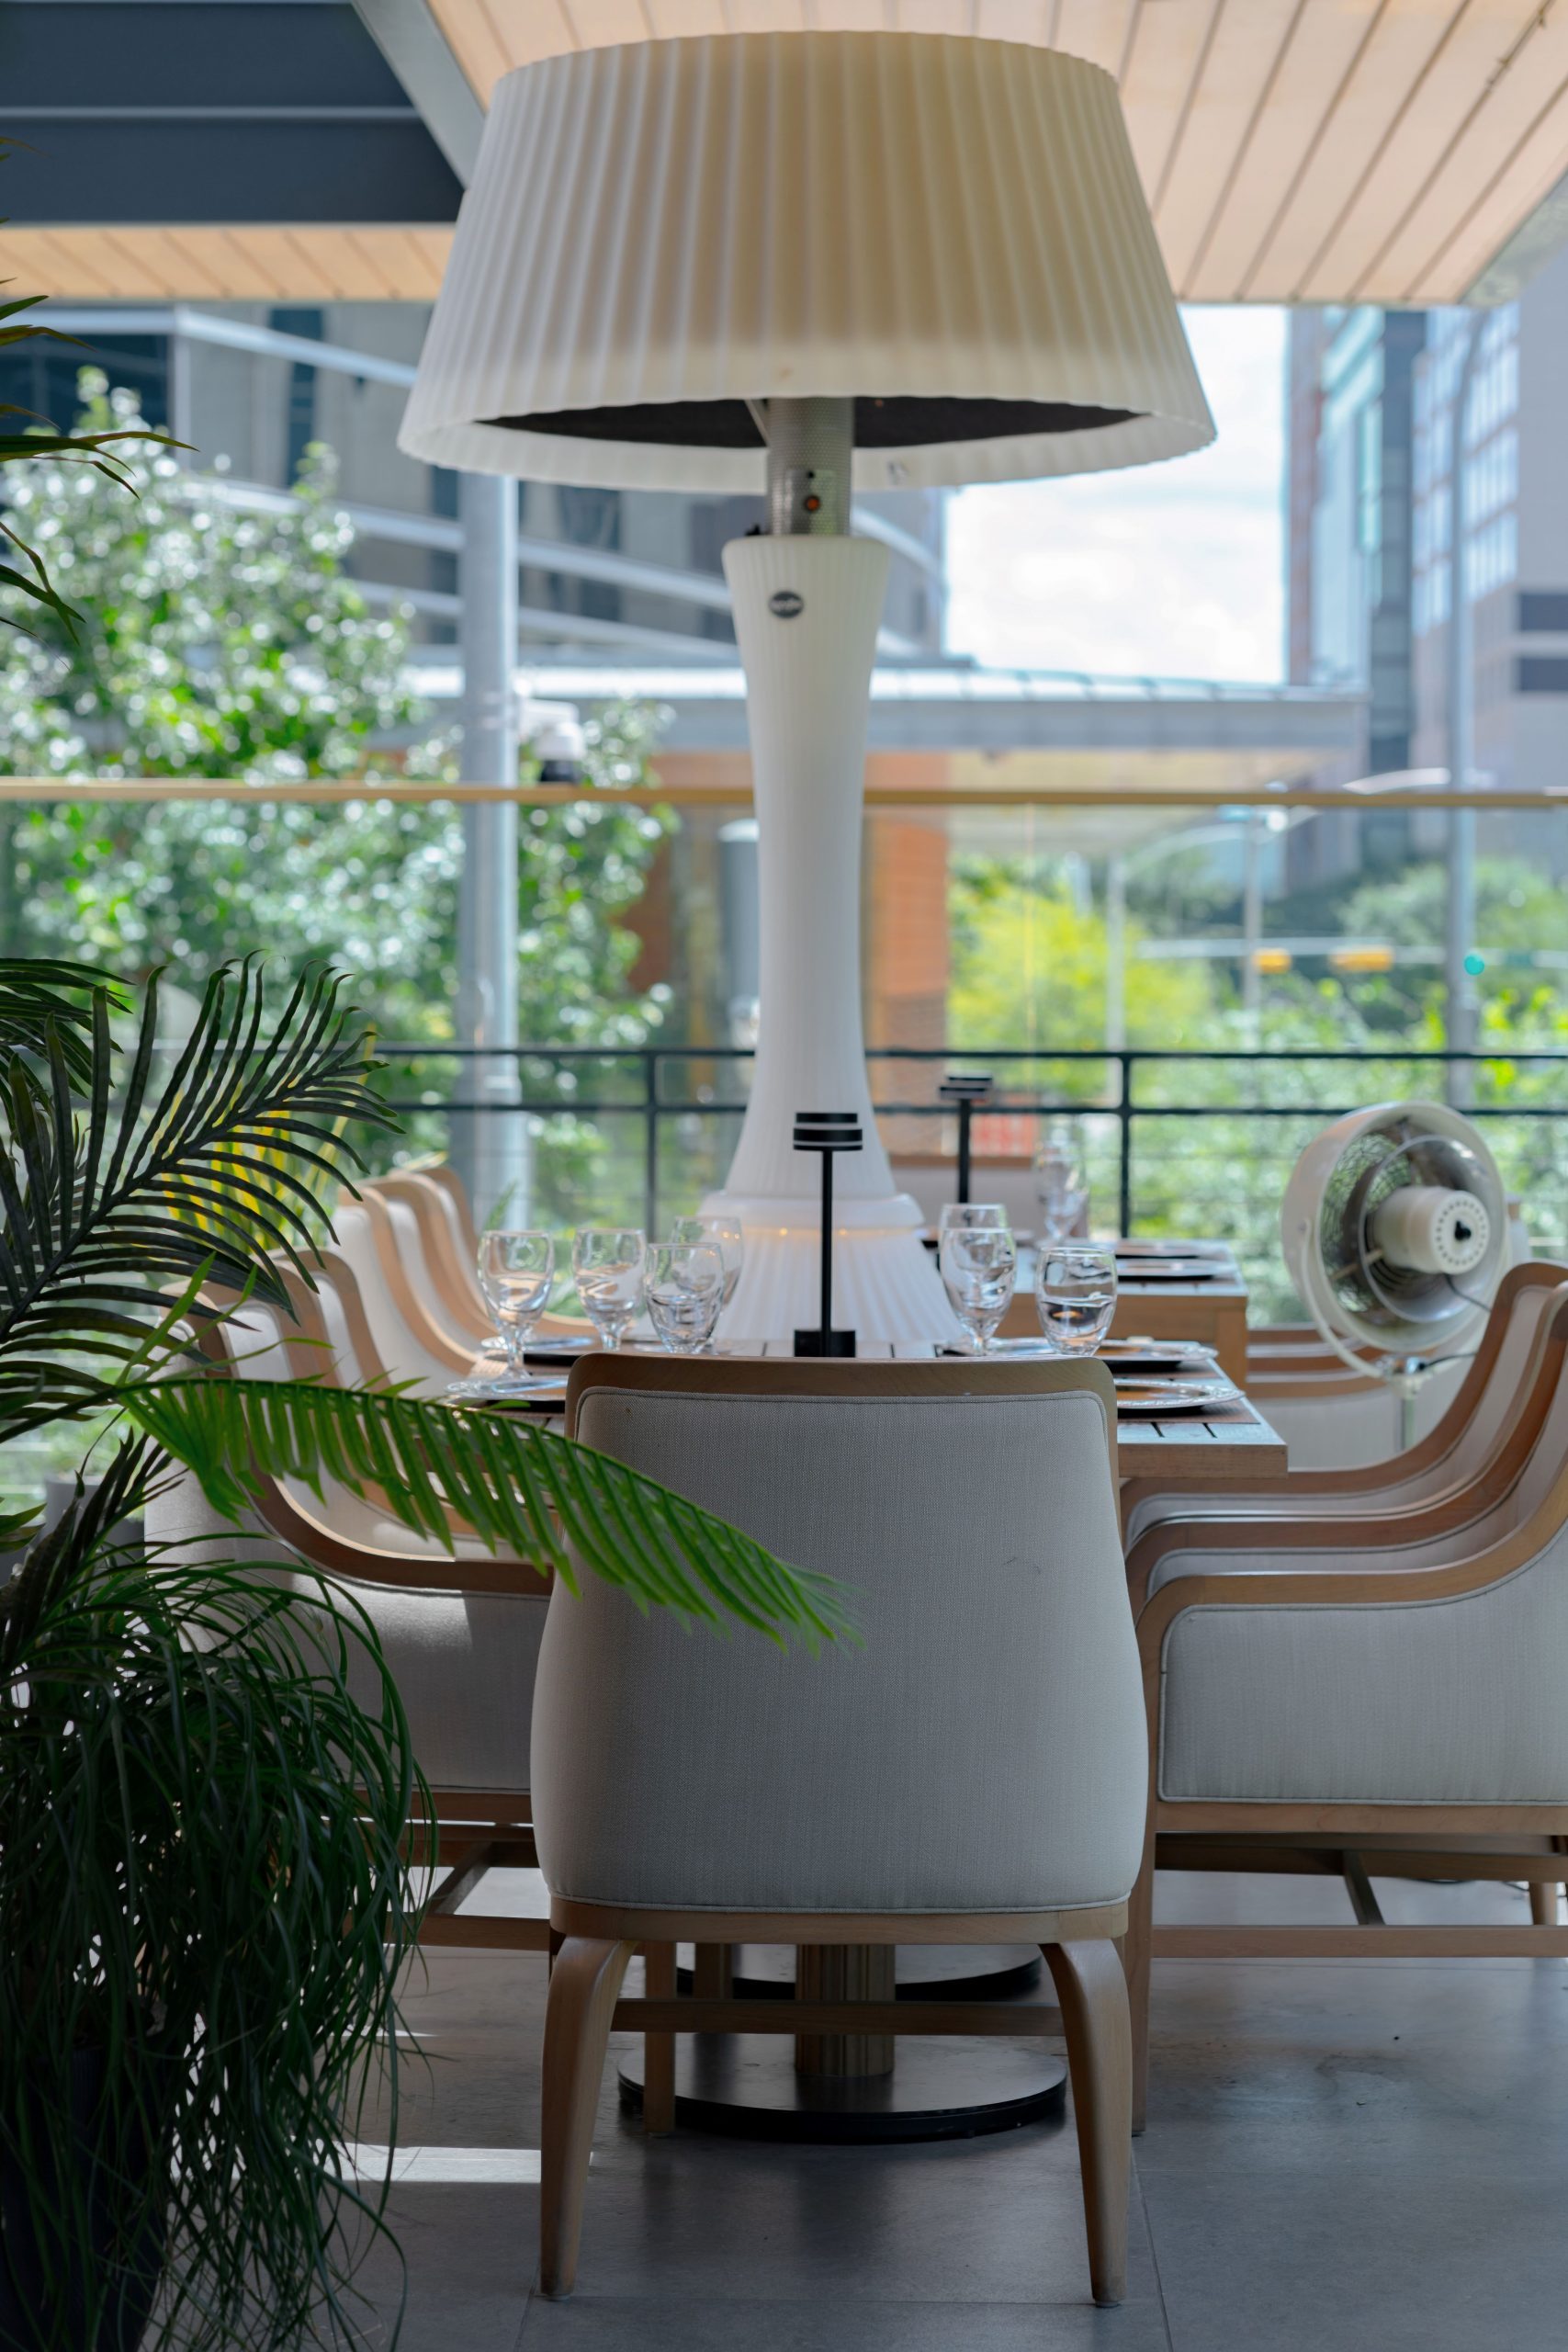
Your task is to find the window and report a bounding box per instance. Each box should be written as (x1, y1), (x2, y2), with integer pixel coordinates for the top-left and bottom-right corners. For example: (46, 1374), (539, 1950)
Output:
(1516, 656), (1568, 694)
(1518, 591), (1568, 634)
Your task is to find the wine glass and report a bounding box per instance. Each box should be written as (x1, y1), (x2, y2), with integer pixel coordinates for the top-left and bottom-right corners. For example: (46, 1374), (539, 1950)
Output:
(465, 1230), (555, 1394)
(646, 1242), (726, 1355)
(1035, 1245), (1118, 1357)
(670, 1213), (745, 1311)
(1039, 1183), (1089, 1244)
(939, 1201), (1010, 1235)
(571, 1227), (646, 1350)
(1034, 1121), (1089, 1242)
(940, 1222), (1017, 1354)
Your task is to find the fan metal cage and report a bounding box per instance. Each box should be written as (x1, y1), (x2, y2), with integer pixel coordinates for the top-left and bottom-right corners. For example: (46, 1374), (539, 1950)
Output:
(1282, 1101), (1507, 1363)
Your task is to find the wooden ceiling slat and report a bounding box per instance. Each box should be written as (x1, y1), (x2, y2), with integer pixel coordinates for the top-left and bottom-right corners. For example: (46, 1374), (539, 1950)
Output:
(1410, 82), (1568, 298)
(724, 0), (804, 30)
(974, 0), (1054, 43)
(320, 230), (403, 300)
(562, 0), (656, 49)
(896, 0), (976, 34)
(103, 230), (204, 300)
(430, 0), (516, 84)
(1184, 0), (1377, 301)
(23, 0), (1568, 306)
(1250, 0), (1495, 303)
(1116, 0), (1223, 208)
(203, 228), (313, 299)
(1341, 14), (1568, 301)
(473, 0), (574, 74)
(1, 230), (114, 298)
(1291, 0), (1560, 303)
(1149, 0), (1302, 292)
(0, 225), (453, 301)
(812, 0), (896, 30)
(1051, 0), (1135, 76)
(645, 0), (729, 34)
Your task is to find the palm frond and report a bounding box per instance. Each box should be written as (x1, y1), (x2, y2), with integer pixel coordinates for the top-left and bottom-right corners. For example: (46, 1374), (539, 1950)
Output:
(0, 209), (183, 639)
(0, 956), (122, 1092)
(118, 1374), (856, 1649)
(0, 1436), (422, 2348)
(0, 962), (390, 1429)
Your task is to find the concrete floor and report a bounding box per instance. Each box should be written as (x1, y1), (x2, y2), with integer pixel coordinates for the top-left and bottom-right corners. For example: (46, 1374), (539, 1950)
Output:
(351, 1867), (1568, 2350)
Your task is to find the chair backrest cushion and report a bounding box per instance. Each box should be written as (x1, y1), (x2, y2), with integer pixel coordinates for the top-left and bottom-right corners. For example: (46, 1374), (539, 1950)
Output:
(146, 1470), (540, 1797)
(532, 1385), (1145, 1916)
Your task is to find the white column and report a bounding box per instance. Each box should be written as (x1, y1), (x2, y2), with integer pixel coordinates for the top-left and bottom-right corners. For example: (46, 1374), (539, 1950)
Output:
(705, 533), (955, 1341)
(455, 470), (528, 1225)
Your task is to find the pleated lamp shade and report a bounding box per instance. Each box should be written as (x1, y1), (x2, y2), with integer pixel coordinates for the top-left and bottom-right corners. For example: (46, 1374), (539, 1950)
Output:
(400, 31), (1213, 492)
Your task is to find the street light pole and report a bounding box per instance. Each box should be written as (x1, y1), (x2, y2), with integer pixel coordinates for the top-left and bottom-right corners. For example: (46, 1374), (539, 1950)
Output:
(455, 469), (527, 1224)
(1104, 854), (1127, 1055)
(1242, 810), (1265, 1044)
(1445, 316), (1484, 1111)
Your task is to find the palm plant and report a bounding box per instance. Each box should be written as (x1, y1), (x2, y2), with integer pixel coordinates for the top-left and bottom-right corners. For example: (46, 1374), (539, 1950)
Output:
(0, 956), (848, 2351)
(1, 145), (175, 638)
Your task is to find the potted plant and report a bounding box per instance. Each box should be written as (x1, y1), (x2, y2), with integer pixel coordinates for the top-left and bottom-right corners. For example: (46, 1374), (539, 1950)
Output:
(0, 955), (848, 2350)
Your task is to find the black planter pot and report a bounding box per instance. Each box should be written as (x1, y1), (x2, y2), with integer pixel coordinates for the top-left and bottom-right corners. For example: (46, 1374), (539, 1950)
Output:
(0, 2048), (166, 2352)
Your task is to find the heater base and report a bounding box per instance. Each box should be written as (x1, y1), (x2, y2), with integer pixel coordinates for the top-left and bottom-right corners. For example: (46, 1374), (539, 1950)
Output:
(794, 1329), (857, 1357)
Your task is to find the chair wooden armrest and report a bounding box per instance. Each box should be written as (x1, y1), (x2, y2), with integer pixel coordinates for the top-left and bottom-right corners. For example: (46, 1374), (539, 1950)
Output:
(1125, 1296), (1568, 1607)
(1134, 1516), (1562, 1668)
(1121, 1263), (1568, 1545)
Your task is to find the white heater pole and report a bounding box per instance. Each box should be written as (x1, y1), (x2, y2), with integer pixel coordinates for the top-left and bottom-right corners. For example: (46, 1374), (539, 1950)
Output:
(705, 400), (956, 1341)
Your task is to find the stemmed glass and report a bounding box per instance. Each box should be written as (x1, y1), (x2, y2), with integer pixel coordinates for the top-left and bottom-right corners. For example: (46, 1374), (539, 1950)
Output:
(1034, 1122), (1089, 1243)
(940, 1221), (1017, 1354)
(670, 1213), (745, 1312)
(939, 1201), (1010, 1236)
(451, 1229), (555, 1396)
(1035, 1245), (1118, 1356)
(645, 1242), (726, 1355)
(571, 1227), (646, 1350)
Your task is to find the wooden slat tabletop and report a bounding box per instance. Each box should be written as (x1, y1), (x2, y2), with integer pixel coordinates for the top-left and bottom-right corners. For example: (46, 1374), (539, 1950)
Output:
(467, 1333), (1287, 1481)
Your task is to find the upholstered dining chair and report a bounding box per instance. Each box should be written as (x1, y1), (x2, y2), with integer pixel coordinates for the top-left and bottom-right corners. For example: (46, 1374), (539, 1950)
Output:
(1122, 1284), (1568, 2127)
(1122, 1259), (1568, 1550)
(144, 1259), (554, 1952)
(532, 1352), (1146, 2307)
(356, 1166), (592, 1363)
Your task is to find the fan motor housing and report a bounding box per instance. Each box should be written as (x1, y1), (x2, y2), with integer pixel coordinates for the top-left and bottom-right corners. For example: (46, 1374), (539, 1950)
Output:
(1368, 1186), (1490, 1277)
(1281, 1101), (1508, 1363)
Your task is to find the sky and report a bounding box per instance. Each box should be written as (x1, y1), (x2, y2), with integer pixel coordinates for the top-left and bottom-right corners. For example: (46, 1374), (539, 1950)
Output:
(944, 307), (1287, 685)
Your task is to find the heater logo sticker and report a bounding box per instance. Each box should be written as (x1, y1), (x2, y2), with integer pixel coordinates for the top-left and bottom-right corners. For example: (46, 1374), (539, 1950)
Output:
(769, 590), (805, 619)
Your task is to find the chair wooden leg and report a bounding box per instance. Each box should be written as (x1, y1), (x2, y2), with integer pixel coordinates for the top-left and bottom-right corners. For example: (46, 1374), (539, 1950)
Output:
(641, 1941), (677, 2135)
(1530, 1880), (1560, 1926)
(693, 1941), (734, 1998)
(1123, 1833), (1156, 2137)
(540, 1936), (635, 2300)
(1043, 1939), (1132, 2310)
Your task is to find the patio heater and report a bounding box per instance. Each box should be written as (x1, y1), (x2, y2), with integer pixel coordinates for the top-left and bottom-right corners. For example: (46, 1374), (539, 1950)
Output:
(400, 30), (1212, 1341)
(938, 1073), (996, 1207)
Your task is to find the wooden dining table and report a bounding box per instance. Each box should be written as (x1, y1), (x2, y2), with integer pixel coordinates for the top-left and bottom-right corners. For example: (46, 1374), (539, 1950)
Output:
(1000, 1237), (1251, 1385)
(496, 1331), (1286, 1483)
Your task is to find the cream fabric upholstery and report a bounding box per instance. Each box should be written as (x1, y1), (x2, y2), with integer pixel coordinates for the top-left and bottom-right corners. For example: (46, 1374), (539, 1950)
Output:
(328, 1203), (453, 1394)
(145, 1469), (544, 1796)
(1124, 1276), (1564, 1546)
(1158, 1528), (1568, 1804)
(531, 1385), (1144, 1915)
(1150, 1294), (1568, 1804)
(1147, 1327), (1568, 1597)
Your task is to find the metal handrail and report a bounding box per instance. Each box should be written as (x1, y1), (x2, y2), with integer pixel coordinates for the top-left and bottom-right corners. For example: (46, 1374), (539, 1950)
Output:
(367, 1040), (1568, 1240)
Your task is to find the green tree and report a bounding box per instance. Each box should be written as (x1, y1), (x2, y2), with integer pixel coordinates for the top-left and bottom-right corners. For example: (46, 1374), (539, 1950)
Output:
(0, 378), (674, 1186)
(949, 861), (1216, 1062)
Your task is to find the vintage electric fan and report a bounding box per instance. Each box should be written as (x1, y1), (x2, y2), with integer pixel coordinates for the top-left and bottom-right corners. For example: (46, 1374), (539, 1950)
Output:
(1281, 1102), (1510, 1435)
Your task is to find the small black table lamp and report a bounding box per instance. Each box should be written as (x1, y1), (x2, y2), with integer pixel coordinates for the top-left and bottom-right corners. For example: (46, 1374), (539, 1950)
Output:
(793, 1111), (861, 1358)
(938, 1073), (995, 1206)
